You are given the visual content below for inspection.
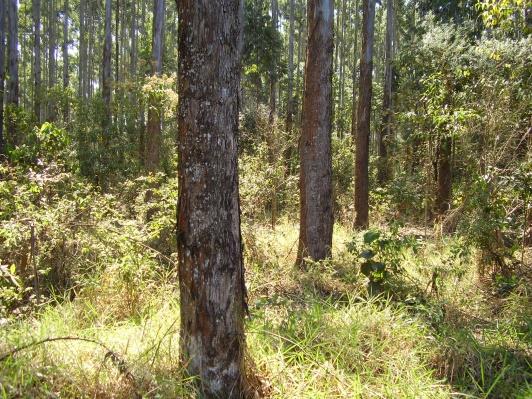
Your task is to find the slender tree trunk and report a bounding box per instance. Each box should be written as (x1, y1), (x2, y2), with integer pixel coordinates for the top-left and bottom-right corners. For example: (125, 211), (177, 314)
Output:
(436, 135), (452, 215)
(0, 0), (5, 156)
(296, 0), (334, 265)
(338, 0), (347, 138)
(33, 0), (42, 123)
(115, 0), (120, 82)
(79, 0), (85, 99)
(378, 0), (393, 184)
(286, 0), (295, 134)
(48, 0), (57, 121)
(62, 0), (69, 121)
(283, 0), (296, 173)
(268, 0), (279, 227)
(145, 0), (164, 172)
(102, 0), (112, 139)
(350, 0), (359, 141)
(354, 0), (375, 229)
(177, 0), (248, 396)
(130, 0), (137, 78)
(7, 0), (19, 146)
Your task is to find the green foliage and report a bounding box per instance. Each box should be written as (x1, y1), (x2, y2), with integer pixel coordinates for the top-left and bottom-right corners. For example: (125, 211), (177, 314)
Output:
(348, 225), (420, 293)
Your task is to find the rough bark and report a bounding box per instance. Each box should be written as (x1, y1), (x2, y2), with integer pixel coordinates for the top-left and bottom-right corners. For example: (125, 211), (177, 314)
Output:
(102, 0), (112, 139)
(33, 0), (42, 123)
(177, 0), (248, 397)
(378, 0), (393, 184)
(296, 0), (334, 265)
(0, 0), (5, 156)
(145, 0), (165, 172)
(354, 0), (375, 229)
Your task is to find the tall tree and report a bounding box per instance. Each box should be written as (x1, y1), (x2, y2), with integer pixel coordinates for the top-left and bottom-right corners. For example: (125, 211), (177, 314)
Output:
(33, 0), (42, 123)
(48, 0), (57, 121)
(79, 0), (86, 99)
(0, 0), (5, 156)
(296, 0), (334, 265)
(102, 0), (112, 139)
(354, 0), (376, 229)
(350, 0), (360, 140)
(378, 0), (394, 183)
(62, 0), (69, 120)
(6, 0), (19, 146)
(177, 0), (248, 396)
(145, 0), (164, 171)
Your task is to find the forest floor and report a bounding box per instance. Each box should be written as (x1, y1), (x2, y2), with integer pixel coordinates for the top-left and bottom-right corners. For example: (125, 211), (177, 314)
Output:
(0, 165), (530, 398)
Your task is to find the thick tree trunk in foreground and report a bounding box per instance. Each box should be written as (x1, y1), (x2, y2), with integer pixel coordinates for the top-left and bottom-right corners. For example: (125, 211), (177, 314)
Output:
(354, 0), (376, 229)
(102, 0), (112, 139)
(378, 0), (393, 184)
(177, 0), (248, 397)
(296, 0), (334, 265)
(0, 0), (5, 156)
(145, 0), (165, 172)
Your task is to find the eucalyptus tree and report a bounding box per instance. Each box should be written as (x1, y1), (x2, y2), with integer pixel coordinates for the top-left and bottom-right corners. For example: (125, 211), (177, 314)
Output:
(297, 0), (334, 265)
(354, 0), (376, 229)
(176, 0), (248, 396)
(146, 0), (165, 171)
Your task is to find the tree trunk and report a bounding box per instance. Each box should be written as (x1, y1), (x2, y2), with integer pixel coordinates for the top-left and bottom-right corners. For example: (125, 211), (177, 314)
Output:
(268, 0), (279, 227)
(436, 135), (452, 215)
(7, 0), (19, 146)
(130, 0), (137, 78)
(354, 0), (375, 229)
(0, 0), (5, 156)
(176, 0), (248, 397)
(79, 0), (86, 99)
(283, 0), (296, 174)
(48, 0), (57, 121)
(102, 0), (112, 139)
(350, 0), (359, 141)
(115, 0), (120, 82)
(378, 0), (393, 184)
(62, 0), (69, 121)
(145, 0), (164, 172)
(285, 0), (295, 135)
(33, 0), (42, 123)
(296, 0), (334, 265)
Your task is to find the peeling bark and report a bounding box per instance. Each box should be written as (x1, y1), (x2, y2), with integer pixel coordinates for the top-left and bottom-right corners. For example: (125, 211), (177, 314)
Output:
(177, 0), (248, 397)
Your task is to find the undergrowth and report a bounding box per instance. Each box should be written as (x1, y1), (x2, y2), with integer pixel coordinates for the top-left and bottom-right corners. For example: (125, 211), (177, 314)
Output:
(0, 163), (530, 398)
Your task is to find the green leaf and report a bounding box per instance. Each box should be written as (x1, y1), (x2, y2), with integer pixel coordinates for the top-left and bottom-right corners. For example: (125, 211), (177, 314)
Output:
(359, 249), (375, 259)
(363, 230), (381, 244)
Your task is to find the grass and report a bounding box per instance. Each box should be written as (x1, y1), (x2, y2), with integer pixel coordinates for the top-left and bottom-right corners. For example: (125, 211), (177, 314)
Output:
(1, 216), (530, 398)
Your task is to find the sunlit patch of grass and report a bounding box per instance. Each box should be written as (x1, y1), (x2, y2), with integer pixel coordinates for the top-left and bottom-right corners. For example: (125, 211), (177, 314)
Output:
(0, 291), (196, 398)
(247, 295), (451, 398)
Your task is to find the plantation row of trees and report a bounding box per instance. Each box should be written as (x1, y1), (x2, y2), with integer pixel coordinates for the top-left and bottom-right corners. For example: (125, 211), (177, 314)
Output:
(0, 0), (529, 396)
